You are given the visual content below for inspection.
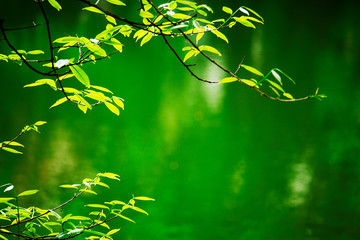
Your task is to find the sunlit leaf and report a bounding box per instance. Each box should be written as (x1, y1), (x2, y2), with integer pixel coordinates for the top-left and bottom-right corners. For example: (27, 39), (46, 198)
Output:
(107, 229), (120, 236)
(106, 15), (117, 25)
(105, 0), (126, 6)
(218, 77), (238, 84)
(48, 0), (62, 11)
(4, 185), (14, 192)
(283, 93), (293, 99)
(69, 65), (90, 87)
(27, 50), (44, 55)
(271, 69), (282, 85)
(60, 184), (78, 189)
(233, 16), (256, 29)
(0, 198), (14, 203)
(242, 79), (257, 87)
(90, 85), (113, 94)
(183, 49), (197, 62)
(222, 6), (233, 15)
(69, 216), (92, 221)
(134, 196), (155, 201)
(35, 121), (47, 126)
(172, 13), (192, 20)
(78, 104), (88, 114)
(239, 7), (249, 16)
(241, 64), (264, 76)
(241, 6), (264, 22)
(140, 10), (154, 18)
(97, 172), (120, 180)
(49, 97), (68, 109)
(55, 59), (69, 68)
(140, 33), (153, 46)
(18, 189), (39, 197)
(112, 97), (124, 110)
(199, 45), (221, 56)
(54, 37), (82, 44)
(1, 147), (22, 154)
(83, 7), (104, 15)
(2, 141), (24, 147)
(0, 233), (8, 240)
(266, 79), (284, 92)
(85, 204), (110, 210)
(114, 213), (135, 223)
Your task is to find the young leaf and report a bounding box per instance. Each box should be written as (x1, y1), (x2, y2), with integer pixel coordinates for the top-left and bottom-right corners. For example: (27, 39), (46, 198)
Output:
(27, 50), (44, 55)
(2, 141), (24, 147)
(241, 64), (264, 76)
(199, 45), (222, 56)
(271, 69), (282, 85)
(134, 196), (155, 201)
(0, 198), (14, 204)
(239, 7), (249, 16)
(60, 184), (78, 189)
(78, 104), (88, 114)
(48, 0), (62, 11)
(18, 189), (39, 197)
(49, 97), (68, 109)
(115, 213), (135, 223)
(35, 121), (47, 126)
(140, 33), (153, 47)
(105, 102), (120, 116)
(222, 6), (233, 15)
(55, 59), (69, 68)
(233, 16), (256, 29)
(218, 77), (238, 84)
(83, 7), (105, 15)
(97, 172), (120, 180)
(85, 204), (110, 210)
(69, 65), (90, 88)
(283, 93), (293, 99)
(105, 0), (126, 6)
(1, 147), (22, 154)
(4, 185), (14, 192)
(140, 10), (154, 18)
(242, 79), (257, 87)
(113, 97), (124, 110)
(107, 229), (120, 236)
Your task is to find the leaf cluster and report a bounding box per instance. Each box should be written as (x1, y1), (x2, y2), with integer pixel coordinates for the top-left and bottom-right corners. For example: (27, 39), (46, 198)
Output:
(0, 173), (154, 240)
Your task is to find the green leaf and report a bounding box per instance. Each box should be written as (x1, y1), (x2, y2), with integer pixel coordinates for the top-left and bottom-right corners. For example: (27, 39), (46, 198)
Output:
(209, 28), (229, 43)
(85, 204), (110, 210)
(172, 13), (192, 20)
(105, 102), (119, 115)
(140, 33), (153, 46)
(107, 229), (120, 236)
(48, 0), (62, 11)
(97, 172), (120, 180)
(18, 189), (39, 197)
(199, 45), (221, 56)
(140, 10), (154, 18)
(241, 64), (264, 76)
(271, 69), (282, 85)
(1, 147), (22, 154)
(69, 216), (92, 221)
(0, 198), (14, 203)
(241, 6), (264, 22)
(0, 234), (8, 240)
(183, 49), (197, 62)
(218, 77), (238, 83)
(242, 79), (257, 87)
(83, 7), (105, 15)
(54, 37), (82, 44)
(59, 184), (78, 189)
(27, 50), (44, 55)
(106, 15), (117, 25)
(69, 65), (90, 88)
(49, 97), (68, 109)
(283, 93), (293, 99)
(90, 85), (113, 94)
(222, 6), (233, 15)
(266, 79), (284, 92)
(112, 97), (124, 110)
(114, 213), (135, 223)
(273, 68), (295, 84)
(35, 121), (47, 126)
(233, 16), (256, 29)
(2, 141), (24, 147)
(105, 0), (126, 5)
(134, 196), (155, 201)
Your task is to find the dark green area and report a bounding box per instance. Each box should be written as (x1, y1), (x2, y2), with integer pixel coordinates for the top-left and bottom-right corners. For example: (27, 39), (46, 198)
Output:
(0, 0), (359, 239)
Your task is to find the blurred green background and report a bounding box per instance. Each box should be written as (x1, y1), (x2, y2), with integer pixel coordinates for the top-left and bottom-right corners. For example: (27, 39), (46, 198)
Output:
(0, 0), (359, 239)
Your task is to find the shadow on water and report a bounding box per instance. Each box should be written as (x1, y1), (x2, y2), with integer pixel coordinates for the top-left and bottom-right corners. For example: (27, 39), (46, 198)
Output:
(1, 0), (360, 239)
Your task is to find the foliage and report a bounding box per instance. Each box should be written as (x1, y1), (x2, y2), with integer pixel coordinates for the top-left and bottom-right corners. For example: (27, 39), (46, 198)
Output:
(0, 173), (155, 240)
(0, 0), (326, 119)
